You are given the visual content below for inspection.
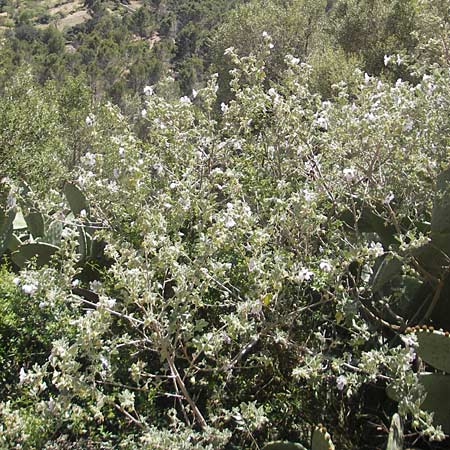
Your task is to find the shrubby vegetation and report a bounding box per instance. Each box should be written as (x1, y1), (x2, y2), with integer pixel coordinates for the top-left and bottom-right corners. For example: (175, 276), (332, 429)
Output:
(1, 0), (450, 448)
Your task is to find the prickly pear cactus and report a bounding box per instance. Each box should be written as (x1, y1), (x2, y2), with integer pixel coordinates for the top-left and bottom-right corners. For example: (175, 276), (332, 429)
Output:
(388, 327), (450, 433)
(11, 242), (59, 268)
(24, 210), (45, 238)
(0, 183), (16, 256)
(408, 327), (450, 373)
(64, 182), (89, 217)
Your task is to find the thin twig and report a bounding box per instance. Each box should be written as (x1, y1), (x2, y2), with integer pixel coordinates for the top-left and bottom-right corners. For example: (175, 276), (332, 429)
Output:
(165, 349), (207, 429)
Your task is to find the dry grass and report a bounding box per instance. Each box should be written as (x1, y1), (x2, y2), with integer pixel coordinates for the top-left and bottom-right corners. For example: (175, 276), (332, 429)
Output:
(49, 0), (82, 17)
(56, 9), (91, 30)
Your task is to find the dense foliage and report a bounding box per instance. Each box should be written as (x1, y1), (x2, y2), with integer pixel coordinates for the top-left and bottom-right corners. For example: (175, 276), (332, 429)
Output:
(1, 0), (450, 449)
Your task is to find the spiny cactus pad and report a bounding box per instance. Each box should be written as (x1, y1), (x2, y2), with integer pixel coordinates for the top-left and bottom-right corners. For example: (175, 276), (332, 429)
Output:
(11, 242), (59, 268)
(408, 327), (450, 373)
(24, 210), (45, 238)
(419, 373), (450, 433)
(64, 182), (89, 217)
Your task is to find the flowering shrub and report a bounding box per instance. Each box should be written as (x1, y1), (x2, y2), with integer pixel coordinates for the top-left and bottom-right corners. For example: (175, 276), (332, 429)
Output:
(1, 39), (450, 449)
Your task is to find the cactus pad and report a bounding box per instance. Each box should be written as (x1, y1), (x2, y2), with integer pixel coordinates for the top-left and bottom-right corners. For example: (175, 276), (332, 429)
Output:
(12, 242), (59, 268)
(64, 182), (89, 217)
(409, 328), (450, 373)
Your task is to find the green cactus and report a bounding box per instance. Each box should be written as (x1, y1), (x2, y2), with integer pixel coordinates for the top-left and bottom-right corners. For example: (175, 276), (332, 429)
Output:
(0, 206), (15, 256)
(64, 182), (89, 217)
(417, 372), (450, 433)
(413, 328), (450, 373)
(78, 225), (92, 262)
(388, 328), (450, 433)
(24, 210), (45, 238)
(6, 233), (21, 252)
(386, 413), (403, 450)
(11, 242), (59, 268)
(413, 167), (450, 275)
(44, 220), (64, 247)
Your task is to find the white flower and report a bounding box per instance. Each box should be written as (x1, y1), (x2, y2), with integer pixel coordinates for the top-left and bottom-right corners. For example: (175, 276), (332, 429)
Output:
(180, 96), (191, 104)
(100, 354), (109, 369)
(396, 54), (403, 65)
(220, 102), (228, 113)
(80, 209), (87, 218)
(268, 43), (274, 49)
(85, 114), (95, 126)
(285, 54), (300, 66)
(153, 163), (164, 175)
(297, 267), (314, 282)
(225, 217), (236, 228)
(13, 277), (20, 286)
(48, 398), (55, 412)
(248, 259), (256, 272)
(224, 47), (235, 56)
(118, 146), (125, 157)
(141, 109), (147, 118)
(383, 192), (395, 204)
(403, 120), (413, 132)
(368, 241), (384, 258)
(22, 283), (38, 296)
(192, 89), (198, 99)
(343, 167), (357, 182)
(268, 88), (277, 97)
(143, 85), (153, 96)
(262, 31), (269, 38)
(84, 152), (96, 167)
(384, 54), (391, 66)
(72, 279), (80, 287)
(316, 116), (328, 130)
(303, 189), (315, 203)
(90, 280), (102, 292)
(336, 374), (347, 391)
(319, 260), (332, 272)
(19, 367), (27, 384)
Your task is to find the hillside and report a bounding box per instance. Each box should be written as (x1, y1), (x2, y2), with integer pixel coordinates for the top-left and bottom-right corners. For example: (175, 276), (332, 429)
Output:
(0, 0), (145, 31)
